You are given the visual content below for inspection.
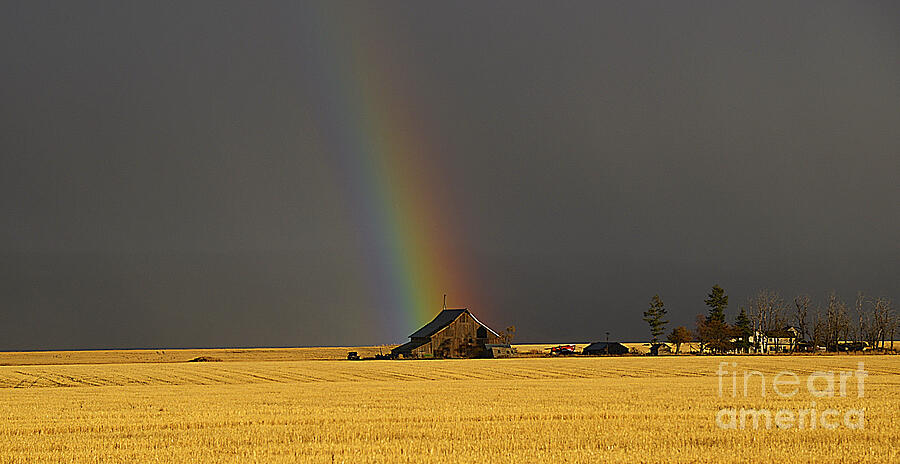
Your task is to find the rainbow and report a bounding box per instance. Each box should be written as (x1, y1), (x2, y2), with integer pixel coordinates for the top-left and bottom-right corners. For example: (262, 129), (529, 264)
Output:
(305, 5), (481, 340)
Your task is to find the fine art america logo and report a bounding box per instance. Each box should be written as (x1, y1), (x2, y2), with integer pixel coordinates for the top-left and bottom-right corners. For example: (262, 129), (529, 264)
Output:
(715, 362), (867, 430)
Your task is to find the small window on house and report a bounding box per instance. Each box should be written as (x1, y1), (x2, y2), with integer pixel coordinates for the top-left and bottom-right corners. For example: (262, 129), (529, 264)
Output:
(476, 326), (487, 339)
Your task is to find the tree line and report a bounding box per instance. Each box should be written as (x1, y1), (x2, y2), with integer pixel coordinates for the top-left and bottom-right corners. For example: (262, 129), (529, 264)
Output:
(642, 286), (897, 354)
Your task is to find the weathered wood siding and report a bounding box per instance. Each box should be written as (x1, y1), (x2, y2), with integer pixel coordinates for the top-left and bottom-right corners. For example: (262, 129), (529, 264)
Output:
(409, 312), (502, 358)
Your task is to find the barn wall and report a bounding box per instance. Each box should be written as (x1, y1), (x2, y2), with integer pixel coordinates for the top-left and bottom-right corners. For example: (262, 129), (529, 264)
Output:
(410, 338), (432, 357)
(409, 312), (502, 358)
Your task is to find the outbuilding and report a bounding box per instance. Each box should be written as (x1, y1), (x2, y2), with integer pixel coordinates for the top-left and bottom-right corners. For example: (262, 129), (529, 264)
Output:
(582, 341), (629, 356)
(650, 343), (672, 356)
(483, 344), (515, 358)
(391, 308), (503, 359)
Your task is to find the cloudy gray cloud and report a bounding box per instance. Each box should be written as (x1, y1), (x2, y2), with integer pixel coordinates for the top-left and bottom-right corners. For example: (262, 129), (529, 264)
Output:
(1, 1), (897, 349)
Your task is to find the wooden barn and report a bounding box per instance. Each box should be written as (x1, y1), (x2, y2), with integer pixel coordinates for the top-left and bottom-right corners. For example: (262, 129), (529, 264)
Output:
(391, 308), (503, 359)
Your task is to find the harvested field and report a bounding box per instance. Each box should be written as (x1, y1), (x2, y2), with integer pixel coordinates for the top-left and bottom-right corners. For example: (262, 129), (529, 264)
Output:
(0, 346), (394, 366)
(0, 354), (898, 463)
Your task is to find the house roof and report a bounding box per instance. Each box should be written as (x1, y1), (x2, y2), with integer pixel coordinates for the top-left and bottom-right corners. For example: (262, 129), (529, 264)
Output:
(767, 326), (800, 338)
(408, 308), (501, 339)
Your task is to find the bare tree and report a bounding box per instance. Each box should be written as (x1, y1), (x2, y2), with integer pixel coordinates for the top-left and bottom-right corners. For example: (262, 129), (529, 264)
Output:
(888, 299), (898, 351)
(502, 326), (517, 345)
(748, 289), (785, 353)
(889, 302), (898, 352)
(853, 291), (867, 346)
(822, 291), (850, 351)
(870, 297), (893, 350)
(863, 303), (880, 350)
(793, 294), (811, 352)
(811, 309), (825, 351)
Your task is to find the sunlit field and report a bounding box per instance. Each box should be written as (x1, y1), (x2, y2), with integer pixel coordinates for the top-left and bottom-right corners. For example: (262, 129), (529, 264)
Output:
(0, 346), (394, 366)
(1, 354), (898, 463)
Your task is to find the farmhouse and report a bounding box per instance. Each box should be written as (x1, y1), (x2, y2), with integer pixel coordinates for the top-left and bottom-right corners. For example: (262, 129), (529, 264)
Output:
(391, 308), (503, 359)
(750, 326), (802, 353)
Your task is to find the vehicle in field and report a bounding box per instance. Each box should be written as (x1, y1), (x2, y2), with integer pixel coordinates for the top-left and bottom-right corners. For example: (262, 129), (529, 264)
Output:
(547, 344), (577, 356)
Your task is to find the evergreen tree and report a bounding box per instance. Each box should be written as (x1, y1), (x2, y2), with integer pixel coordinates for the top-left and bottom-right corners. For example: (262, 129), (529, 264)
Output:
(643, 295), (669, 346)
(704, 284), (729, 323)
(733, 307), (752, 353)
(696, 285), (734, 353)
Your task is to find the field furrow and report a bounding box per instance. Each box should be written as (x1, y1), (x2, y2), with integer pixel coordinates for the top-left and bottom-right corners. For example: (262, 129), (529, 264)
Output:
(0, 356), (897, 388)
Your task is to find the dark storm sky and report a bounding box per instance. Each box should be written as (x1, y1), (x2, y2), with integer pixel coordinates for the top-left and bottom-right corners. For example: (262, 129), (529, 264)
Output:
(1, 1), (898, 350)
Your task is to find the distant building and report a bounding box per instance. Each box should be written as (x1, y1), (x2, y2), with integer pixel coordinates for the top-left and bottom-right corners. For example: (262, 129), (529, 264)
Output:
(750, 326), (802, 353)
(582, 342), (629, 355)
(765, 326), (801, 352)
(484, 344), (516, 358)
(650, 343), (672, 356)
(391, 309), (503, 359)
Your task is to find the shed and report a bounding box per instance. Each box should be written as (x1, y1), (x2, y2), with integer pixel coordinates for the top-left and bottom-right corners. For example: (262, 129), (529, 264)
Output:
(483, 344), (515, 358)
(582, 341), (629, 356)
(650, 343), (672, 356)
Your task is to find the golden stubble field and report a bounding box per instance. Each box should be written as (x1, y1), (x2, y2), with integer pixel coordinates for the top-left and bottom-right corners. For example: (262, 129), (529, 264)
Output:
(0, 354), (898, 463)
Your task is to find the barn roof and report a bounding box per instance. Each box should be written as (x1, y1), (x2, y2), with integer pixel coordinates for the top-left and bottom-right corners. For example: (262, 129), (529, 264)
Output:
(391, 338), (430, 354)
(409, 308), (501, 339)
